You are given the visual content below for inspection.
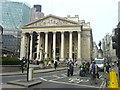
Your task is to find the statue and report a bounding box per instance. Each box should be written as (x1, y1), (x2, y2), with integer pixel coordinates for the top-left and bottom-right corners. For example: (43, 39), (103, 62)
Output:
(98, 41), (101, 49)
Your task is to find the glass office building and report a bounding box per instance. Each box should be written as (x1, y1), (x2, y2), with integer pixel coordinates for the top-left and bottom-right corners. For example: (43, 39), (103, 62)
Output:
(0, 0), (30, 57)
(0, 0), (30, 29)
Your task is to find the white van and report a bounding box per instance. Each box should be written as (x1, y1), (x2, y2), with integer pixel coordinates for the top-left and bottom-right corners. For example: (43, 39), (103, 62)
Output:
(94, 58), (105, 71)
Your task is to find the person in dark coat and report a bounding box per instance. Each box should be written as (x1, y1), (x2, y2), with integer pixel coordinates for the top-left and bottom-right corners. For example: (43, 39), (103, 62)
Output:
(21, 57), (27, 73)
(54, 59), (58, 70)
(67, 60), (74, 77)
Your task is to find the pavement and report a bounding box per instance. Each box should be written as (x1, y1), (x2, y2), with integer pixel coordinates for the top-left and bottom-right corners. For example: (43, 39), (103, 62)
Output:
(0, 64), (67, 76)
(1, 64), (67, 88)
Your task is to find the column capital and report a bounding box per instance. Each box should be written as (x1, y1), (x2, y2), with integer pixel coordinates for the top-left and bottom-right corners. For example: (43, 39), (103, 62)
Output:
(61, 31), (64, 34)
(36, 31), (41, 34)
(29, 31), (33, 35)
(53, 31), (56, 34)
(77, 31), (81, 33)
(45, 32), (48, 34)
(69, 31), (73, 33)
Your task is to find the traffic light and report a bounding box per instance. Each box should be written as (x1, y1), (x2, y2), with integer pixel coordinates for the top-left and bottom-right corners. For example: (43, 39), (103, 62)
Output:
(112, 28), (120, 58)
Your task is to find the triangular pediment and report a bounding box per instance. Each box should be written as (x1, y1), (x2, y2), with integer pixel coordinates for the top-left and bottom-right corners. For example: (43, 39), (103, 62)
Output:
(23, 14), (79, 28)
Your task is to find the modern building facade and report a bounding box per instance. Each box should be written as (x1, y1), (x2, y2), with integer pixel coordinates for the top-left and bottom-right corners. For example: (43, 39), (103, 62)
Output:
(0, 0), (30, 57)
(2, 28), (21, 56)
(102, 33), (117, 62)
(0, 0), (30, 29)
(20, 14), (93, 64)
(30, 5), (44, 22)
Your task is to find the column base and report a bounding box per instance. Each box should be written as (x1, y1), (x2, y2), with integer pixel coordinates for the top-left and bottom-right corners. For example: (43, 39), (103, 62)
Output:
(77, 58), (82, 65)
(69, 58), (73, 61)
(36, 59), (41, 61)
(60, 58), (65, 61)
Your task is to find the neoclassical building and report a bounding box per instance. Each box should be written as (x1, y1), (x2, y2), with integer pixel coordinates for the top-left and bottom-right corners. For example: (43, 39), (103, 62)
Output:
(20, 14), (93, 64)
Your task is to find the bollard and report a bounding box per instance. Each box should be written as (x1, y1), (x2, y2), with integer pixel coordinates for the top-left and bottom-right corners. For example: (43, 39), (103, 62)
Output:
(28, 68), (34, 81)
(108, 70), (119, 89)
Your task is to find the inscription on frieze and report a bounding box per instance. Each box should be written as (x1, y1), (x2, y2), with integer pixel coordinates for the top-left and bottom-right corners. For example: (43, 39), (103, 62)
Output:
(27, 17), (77, 27)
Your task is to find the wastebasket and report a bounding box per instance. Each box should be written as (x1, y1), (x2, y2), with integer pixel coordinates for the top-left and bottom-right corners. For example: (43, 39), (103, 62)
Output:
(28, 68), (34, 81)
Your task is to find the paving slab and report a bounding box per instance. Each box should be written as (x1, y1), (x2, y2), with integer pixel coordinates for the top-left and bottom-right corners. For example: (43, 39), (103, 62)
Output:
(7, 79), (42, 87)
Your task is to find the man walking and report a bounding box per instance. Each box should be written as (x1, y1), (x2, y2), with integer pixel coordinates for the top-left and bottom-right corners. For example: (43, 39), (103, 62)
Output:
(21, 57), (27, 73)
(54, 59), (58, 70)
(89, 61), (99, 84)
(67, 60), (74, 77)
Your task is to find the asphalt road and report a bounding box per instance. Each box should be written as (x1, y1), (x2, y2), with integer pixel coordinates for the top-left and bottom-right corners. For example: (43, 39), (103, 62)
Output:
(2, 67), (105, 89)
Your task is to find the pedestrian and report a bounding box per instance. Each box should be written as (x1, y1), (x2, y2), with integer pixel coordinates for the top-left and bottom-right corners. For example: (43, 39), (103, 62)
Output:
(104, 63), (111, 73)
(75, 60), (78, 67)
(89, 61), (99, 84)
(104, 63), (111, 86)
(67, 60), (74, 77)
(21, 57), (26, 73)
(54, 59), (58, 70)
(86, 62), (90, 74)
(48, 61), (51, 67)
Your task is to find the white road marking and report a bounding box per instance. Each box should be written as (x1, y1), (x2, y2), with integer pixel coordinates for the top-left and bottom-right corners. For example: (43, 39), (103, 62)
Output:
(49, 80), (99, 88)
(69, 77), (90, 83)
(99, 75), (102, 78)
(61, 74), (67, 77)
(52, 75), (61, 78)
(39, 77), (48, 81)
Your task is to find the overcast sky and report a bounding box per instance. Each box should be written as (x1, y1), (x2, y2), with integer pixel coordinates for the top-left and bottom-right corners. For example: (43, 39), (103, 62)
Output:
(11, 0), (119, 44)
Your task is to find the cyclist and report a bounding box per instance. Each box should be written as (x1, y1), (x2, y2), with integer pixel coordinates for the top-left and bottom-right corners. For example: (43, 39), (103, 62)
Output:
(89, 61), (98, 84)
(79, 62), (87, 77)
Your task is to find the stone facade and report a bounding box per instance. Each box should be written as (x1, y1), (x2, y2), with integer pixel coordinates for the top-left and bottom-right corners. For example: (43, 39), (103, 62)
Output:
(20, 14), (93, 64)
(102, 33), (117, 62)
(92, 42), (98, 59)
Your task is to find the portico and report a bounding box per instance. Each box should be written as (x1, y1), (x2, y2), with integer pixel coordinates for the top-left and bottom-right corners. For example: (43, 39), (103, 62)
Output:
(20, 14), (93, 64)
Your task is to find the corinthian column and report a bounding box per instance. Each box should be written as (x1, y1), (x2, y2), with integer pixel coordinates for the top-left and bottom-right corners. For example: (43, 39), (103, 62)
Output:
(53, 32), (56, 60)
(69, 31), (73, 60)
(60, 31), (64, 61)
(77, 31), (81, 64)
(45, 32), (48, 59)
(29, 32), (33, 60)
(37, 32), (41, 60)
(20, 33), (26, 59)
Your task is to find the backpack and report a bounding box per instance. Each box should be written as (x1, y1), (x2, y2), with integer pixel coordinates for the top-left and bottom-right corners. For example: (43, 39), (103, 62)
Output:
(92, 65), (96, 72)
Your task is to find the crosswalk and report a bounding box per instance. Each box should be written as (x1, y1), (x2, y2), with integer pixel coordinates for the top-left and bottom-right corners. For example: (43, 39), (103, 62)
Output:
(68, 77), (90, 83)
(39, 72), (91, 83)
(38, 71), (104, 88)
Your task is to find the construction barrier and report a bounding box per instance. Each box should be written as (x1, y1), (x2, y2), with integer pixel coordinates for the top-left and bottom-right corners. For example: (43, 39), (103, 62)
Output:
(108, 70), (119, 89)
